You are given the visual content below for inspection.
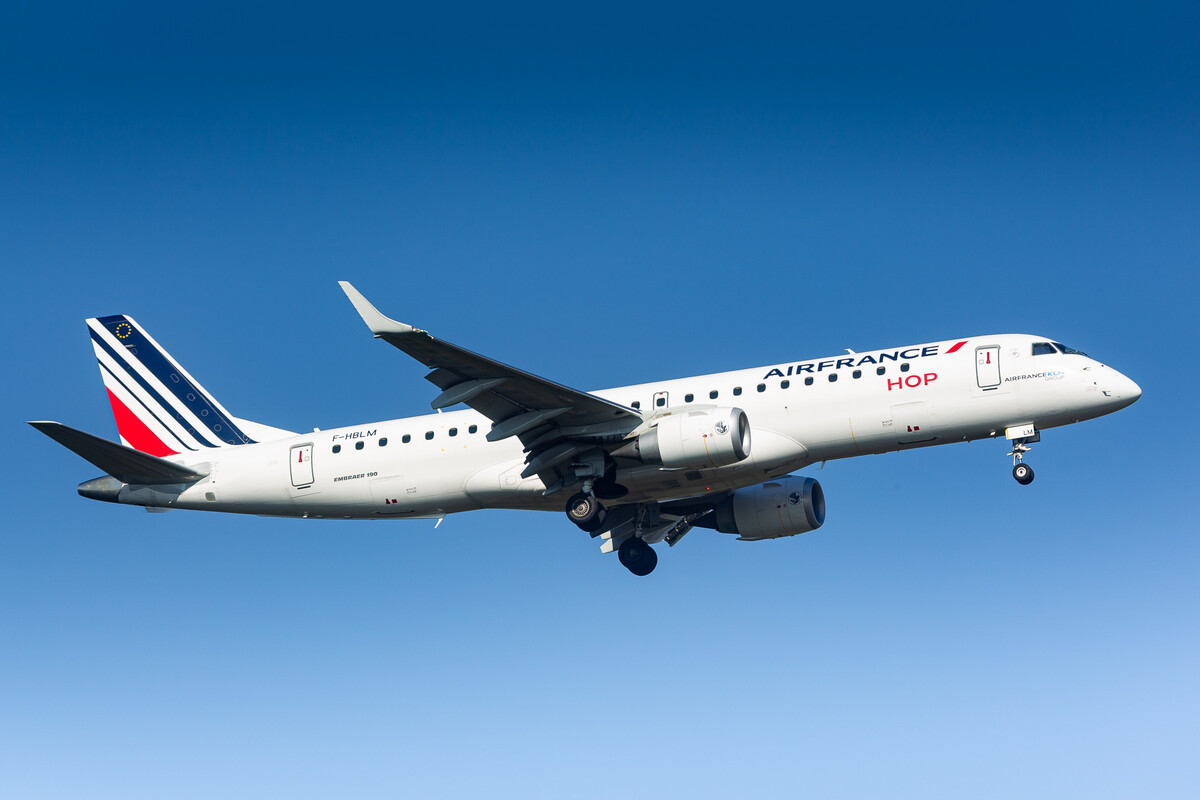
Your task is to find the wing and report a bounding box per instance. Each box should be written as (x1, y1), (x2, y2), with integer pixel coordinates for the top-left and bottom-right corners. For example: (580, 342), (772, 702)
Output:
(339, 282), (644, 492)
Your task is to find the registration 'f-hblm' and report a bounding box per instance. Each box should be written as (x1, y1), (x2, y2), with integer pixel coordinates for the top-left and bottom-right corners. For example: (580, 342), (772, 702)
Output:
(32, 282), (1142, 576)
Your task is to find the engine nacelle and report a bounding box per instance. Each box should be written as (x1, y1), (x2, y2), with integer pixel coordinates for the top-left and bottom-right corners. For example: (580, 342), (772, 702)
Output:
(623, 407), (751, 469)
(701, 476), (825, 540)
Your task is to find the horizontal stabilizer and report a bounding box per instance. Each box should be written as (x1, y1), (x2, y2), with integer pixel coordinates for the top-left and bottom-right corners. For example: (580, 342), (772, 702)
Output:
(29, 421), (208, 485)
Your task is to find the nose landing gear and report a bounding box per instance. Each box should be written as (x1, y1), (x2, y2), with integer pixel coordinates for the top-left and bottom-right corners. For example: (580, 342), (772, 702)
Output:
(1012, 462), (1034, 485)
(1008, 438), (1035, 485)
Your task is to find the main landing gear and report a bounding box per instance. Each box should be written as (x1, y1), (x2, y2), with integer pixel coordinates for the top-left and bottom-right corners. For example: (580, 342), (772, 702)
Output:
(565, 491), (607, 533)
(617, 536), (657, 576)
(565, 488), (658, 576)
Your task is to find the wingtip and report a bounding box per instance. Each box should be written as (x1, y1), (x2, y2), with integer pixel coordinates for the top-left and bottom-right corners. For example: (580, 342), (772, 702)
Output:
(338, 281), (417, 336)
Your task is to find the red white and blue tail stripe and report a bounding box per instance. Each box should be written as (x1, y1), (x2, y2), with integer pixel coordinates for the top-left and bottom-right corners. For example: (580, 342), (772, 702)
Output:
(89, 315), (290, 455)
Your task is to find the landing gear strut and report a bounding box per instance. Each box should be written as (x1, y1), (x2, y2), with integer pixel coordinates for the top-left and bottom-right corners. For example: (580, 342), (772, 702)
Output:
(618, 536), (658, 576)
(1008, 438), (1035, 485)
(565, 491), (607, 532)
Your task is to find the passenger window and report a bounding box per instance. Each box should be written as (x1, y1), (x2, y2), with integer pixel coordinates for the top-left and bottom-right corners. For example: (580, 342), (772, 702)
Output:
(852, 370), (862, 379)
(631, 401), (641, 409)
(828, 373), (838, 382)
(656, 397), (666, 408)
(379, 437), (388, 446)
(804, 377), (813, 386)
(877, 366), (886, 375)
(332, 444), (341, 454)
(355, 441), (364, 450)
(449, 428), (458, 437)
(733, 387), (742, 396)
(425, 431), (434, 440)
(402, 434), (411, 443)
(757, 384), (766, 393)
(469, 424), (478, 434)
(709, 390), (718, 399)
(685, 393), (694, 403)
(780, 380), (790, 389)
(1032, 342), (1057, 356)
(900, 363), (910, 373)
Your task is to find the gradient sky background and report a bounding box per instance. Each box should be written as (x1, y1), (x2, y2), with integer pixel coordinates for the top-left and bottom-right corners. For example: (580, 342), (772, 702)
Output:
(3, 2), (1198, 797)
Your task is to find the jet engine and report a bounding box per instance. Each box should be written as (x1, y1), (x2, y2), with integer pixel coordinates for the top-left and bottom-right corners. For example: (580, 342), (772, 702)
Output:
(617, 407), (751, 469)
(698, 476), (825, 540)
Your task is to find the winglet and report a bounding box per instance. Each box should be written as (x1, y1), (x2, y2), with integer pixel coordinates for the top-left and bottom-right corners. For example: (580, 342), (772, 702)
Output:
(338, 281), (422, 337)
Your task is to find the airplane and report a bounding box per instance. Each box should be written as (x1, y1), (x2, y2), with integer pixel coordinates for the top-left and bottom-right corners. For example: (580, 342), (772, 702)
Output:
(30, 282), (1142, 576)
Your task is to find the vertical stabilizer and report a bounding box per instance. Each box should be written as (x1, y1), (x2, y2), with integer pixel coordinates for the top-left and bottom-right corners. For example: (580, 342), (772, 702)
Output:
(88, 315), (291, 454)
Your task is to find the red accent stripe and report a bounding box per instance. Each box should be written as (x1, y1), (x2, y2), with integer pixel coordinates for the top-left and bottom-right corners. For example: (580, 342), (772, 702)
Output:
(105, 388), (177, 456)
(945, 340), (968, 354)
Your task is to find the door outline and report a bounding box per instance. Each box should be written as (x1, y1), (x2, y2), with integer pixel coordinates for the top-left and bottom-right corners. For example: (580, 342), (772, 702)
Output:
(290, 443), (314, 487)
(652, 390), (669, 409)
(976, 345), (1001, 390)
(892, 401), (935, 445)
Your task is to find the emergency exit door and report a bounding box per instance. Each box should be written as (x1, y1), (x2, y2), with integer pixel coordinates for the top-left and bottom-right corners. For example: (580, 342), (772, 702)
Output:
(976, 346), (1001, 389)
(290, 444), (314, 487)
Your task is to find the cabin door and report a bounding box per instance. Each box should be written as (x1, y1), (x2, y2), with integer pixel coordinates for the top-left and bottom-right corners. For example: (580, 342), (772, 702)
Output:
(290, 444), (314, 487)
(976, 346), (1001, 390)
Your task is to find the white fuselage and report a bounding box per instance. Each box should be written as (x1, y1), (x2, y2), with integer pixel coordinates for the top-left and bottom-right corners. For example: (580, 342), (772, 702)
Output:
(147, 334), (1140, 519)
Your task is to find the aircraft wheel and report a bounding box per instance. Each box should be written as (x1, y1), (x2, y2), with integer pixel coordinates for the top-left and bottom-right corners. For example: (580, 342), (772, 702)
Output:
(618, 537), (658, 576)
(1013, 463), (1034, 485)
(566, 492), (606, 532)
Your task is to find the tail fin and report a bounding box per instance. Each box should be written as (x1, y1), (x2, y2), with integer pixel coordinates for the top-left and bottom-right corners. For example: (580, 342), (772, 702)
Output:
(88, 314), (293, 455)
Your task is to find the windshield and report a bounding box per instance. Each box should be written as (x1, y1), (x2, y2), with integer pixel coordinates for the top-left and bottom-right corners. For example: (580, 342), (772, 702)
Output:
(1053, 342), (1089, 357)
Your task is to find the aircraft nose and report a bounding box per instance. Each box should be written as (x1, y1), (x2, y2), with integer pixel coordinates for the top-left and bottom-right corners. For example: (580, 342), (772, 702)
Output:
(1122, 374), (1142, 403)
(1111, 370), (1142, 405)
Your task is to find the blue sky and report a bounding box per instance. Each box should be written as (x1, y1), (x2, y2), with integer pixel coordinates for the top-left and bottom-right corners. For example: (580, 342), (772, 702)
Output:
(3, 2), (1198, 797)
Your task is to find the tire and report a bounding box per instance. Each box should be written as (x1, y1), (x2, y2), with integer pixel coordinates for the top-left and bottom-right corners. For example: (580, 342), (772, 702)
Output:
(580, 506), (607, 533)
(1013, 463), (1034, 485)
(566, 492), (605, 530)
(630, 545), (657, 576)
(618, 537), (657, 576)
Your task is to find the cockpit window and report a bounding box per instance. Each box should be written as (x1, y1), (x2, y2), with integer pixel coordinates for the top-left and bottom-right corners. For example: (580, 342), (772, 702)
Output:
(1053, 342), (1088, 356)
(1032, 342), (1057, 356)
